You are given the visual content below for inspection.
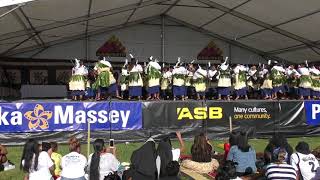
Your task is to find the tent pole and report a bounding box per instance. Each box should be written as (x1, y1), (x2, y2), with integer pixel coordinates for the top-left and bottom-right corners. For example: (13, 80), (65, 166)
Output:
(0, 4), (24, 19)
(161, 15), (165, 63)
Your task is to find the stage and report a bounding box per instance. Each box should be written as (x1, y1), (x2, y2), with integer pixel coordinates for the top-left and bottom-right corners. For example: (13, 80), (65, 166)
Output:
(0, 99), (318, 144)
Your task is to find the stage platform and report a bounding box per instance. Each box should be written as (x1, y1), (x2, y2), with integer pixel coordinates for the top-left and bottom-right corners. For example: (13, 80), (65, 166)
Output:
(0, 98), (318, 144)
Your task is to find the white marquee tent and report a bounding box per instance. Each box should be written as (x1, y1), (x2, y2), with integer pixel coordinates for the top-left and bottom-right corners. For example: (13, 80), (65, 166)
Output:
(1, 0), (320, 63)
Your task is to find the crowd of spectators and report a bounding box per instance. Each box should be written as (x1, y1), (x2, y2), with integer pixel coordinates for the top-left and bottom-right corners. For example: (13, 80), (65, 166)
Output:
(4, 131), (319, 180)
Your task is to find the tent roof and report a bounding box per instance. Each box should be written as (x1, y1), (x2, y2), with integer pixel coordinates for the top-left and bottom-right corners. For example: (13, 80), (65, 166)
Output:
(0, 0), (320, 63)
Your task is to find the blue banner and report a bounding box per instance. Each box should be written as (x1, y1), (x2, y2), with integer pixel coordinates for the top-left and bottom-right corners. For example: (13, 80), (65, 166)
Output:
(305, 101), (320, 125)
(0, 102), (142, 132)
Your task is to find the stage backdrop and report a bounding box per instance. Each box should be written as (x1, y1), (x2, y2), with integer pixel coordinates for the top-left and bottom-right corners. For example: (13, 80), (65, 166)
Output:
(1, 100), (320, 144)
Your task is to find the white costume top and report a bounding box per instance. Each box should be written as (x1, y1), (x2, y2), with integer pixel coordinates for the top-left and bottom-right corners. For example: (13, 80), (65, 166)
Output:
(172, 66), (187, 86)
(208, 70), (217, 79)
(163, 71), (172, 79)
(310, 67), (320, 75)
(193, 68), (207, 80)
(73, 65), (88, 76)
(298, 67), (310, 76)
(130, 64), (143, 73)
(272, 65), (286, 73)
(172, 66), (187, 75)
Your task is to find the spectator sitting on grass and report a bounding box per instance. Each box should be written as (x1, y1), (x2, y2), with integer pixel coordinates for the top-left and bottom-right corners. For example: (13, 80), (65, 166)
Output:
(124, 138), (157, 180)
(50, 142), (62, 180)
(156, 131), (185, 180)
(264, 133), (293, 165)
(181, 132), (219, 174)
(0, 144), (15, 171)
(227, 131), (257, 176)
(265, 148), (297, 180)
(20, 139), (54, 180)
(291, 141), (319, 180)
(87, 139), (120, 180)
(224, 131), (239, 161)
(60, 137), (87, 180)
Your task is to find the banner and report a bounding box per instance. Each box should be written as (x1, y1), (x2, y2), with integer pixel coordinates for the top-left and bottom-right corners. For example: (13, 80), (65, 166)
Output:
(143, 100), (305, 137)
(0, 102), (142, 132)
(305, 101), (320, 125)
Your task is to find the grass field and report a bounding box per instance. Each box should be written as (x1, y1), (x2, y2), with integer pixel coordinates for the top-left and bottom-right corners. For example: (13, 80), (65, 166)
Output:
(1, 137), (320, 180)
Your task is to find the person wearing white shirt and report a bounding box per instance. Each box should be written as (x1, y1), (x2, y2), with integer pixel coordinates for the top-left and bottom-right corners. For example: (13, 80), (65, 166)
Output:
(145, 56), (162, 100)
(172, 59), (187, 101)
(160, 65), (172, 100)
(21, 139), (54, 180)
(60, 137), (87, 180)
(128, 54), (143, 100)
(233, 64), (248, 100)
(69, 59), (88, 101)
(87, 139), (120, 180)
(193, 65), (208, 100)
(309, 66), (320, 99)
(298, 64), (312, 100)
(291, 141), (319, 180)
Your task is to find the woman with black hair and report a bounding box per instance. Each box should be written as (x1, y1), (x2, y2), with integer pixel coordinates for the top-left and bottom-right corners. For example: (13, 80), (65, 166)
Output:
(224, 131), (239, 160)
(87, 139), (120, 180)
(227, 131), (256, 176)
(291, 141), (319, 180)
(21, 139), (54, 180)
(156, 132), (184, 180)
(125, 138), (158, 180)
(264, 133), (293, 165)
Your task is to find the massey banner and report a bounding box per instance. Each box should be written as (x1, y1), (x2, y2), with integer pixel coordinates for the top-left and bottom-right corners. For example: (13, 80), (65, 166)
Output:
(0, 102), (142, 132)
(143, 100), (305, 136)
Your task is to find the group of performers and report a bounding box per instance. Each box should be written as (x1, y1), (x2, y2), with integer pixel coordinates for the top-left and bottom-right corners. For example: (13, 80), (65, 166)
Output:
(68, 55), (320, 101)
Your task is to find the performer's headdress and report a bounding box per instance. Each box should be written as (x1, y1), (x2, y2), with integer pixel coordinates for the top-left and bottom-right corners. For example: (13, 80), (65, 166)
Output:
(100, 57), (112, 67)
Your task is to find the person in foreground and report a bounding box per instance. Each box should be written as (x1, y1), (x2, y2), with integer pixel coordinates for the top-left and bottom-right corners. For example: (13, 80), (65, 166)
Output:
(227, 131), (257, 176)
(124, 138), (158, 180)
(265, 148), (297, 180)
(290, 141), (319, 180)
(50, 142), (62, 180)
(181, 133), (219, 174)
(87, 139), (120, 180)
(215, 160), (242, 180)
(20, 140), (54, 180)
(0, 144), (15, 171)
(60, 137), (87, 180)
(156, 132), (185, 180)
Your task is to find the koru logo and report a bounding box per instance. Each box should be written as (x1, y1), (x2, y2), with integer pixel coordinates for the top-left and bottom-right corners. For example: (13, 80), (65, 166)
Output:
(24, 104), (53, 130)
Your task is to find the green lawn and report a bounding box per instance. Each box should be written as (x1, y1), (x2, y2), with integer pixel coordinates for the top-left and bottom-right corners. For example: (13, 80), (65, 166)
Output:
(1, 137), (320, 180)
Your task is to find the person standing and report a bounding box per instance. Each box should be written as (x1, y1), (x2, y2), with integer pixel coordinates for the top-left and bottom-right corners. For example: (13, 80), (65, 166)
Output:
(193, 65), (208, 100)
(145, 56), (162, 100)
(233, 64), (248, 100)
(120, 59), (129, 99)
(128, 54), (143, 100)
(217, 57), (232, 100)
(160, 64), (172, 100)
(69, 59), (88, 101)
(172, 58), (187, 101)
(298, 62), (312, 100)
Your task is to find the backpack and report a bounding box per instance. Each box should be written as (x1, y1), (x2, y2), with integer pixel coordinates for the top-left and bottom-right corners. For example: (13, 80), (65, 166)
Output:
(104, 172), (121, 180)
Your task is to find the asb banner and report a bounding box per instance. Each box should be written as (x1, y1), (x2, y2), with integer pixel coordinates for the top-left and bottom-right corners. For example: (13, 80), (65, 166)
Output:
(0, 102), (142, 132)
(143, 101), (305, 131)
(305, 101), (320, 125)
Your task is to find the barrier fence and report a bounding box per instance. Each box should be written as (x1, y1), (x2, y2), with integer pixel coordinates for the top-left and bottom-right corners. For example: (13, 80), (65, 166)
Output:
(0, 100), (319, 144)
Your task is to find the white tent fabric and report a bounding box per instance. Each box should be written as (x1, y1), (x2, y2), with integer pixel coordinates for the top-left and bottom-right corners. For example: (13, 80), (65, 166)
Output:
(0, 0), (320, 63)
